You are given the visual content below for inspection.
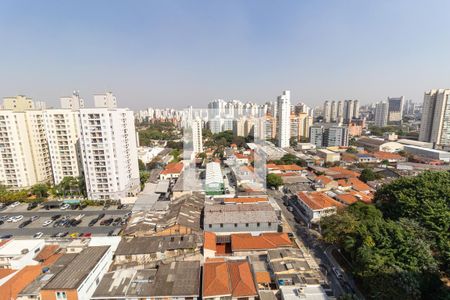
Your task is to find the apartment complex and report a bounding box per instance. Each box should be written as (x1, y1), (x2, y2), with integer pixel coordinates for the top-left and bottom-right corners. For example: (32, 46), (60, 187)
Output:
(374, 101), (388, 127)
(79, 107), (139, 200)
(277, 90), (291, 148)
(309, 125), (349, 148)
(387, 96), (404, 124)
(419, 89), (450, 147)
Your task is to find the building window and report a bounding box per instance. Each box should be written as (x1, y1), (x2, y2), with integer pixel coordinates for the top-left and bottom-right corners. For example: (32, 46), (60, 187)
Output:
(56, 291), (67, 300)
(220, 223), (223, 228)
(257, 222), (260, 227)
(268, 222), (272, 227)
(234, 223), (238, 227)
(208, 224), (212, 228)
(245, 223), (249, 227)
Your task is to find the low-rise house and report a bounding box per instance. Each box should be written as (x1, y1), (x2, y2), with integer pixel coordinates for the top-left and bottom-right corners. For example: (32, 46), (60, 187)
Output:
(114, 234), (201, 266)
(159, 162), (184, 180)
(203, 259), (258, 300)
(334, 190), (373, 205)
(231, 233), (292, 256)
(91, 261), (201, 300)
(372, 151), (406, 163)
(204, 203), (279, 235)
(356, 153), (378, 163)
(317, 149), (340, 163)
(313, 175), (338, 191)
(267, 164), (304, 175)
(0, 239), (44, 269)
(223, 197), (269, 205)
(40, 246), (112, 300)
(292, 192), (343, 224)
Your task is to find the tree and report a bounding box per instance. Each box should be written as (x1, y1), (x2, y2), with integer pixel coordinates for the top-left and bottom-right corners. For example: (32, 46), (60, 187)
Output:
(359, 168), (381, 182)
(139, 171), (150, 190)
(375, 171), (450, 275)
(346, 147), (358, 154)
(55, 176), (81, 197)
(138, 159), (146, 171)
(266, 174), (283, 188)
(30, 184), (48, 198)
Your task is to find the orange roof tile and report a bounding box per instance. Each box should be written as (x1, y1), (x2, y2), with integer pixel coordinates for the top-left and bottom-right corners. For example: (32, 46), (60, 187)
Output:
(34, 245), (60, 262)
(255, 271), (272, 284)
(231, 233), (291, 251)
(203, 260), (257, 297)
(335, 193), (359, 205)
(327, 167), (360, 178)
(204, 231), (216, 251)
(337, 179), (352, 187)
(315, 175), (334, 185)
(373, 151), (404, 160)
(0, 269), (15, 280)
(160, 162), (183, 175)
(0, 266), (42, 300)
(297, 191), (344, 210)
(348, 177), (372, 192)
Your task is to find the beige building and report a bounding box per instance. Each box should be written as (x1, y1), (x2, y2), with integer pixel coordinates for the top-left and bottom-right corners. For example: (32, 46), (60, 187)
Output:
(3, 95), (34, 111)
(419, 89), (450, 146)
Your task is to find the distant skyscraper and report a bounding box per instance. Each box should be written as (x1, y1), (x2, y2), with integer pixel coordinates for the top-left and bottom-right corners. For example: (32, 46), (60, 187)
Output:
(353, 100), (360, 118)
(375, 101), (389, 127)
(343, 100), (355, 123)
(277, 90), (291, 148)
(330, 101), (337, 122)
(336, 100), (344, 123)
(60, 91), (85, 109)
(419, 89), (450, 146)
(387, 96), (404, 124)
(94, 92), (117, 108)
(323, 101), (331, 123)
(309, 125), (348, 147)
(192, 118), (203, 154)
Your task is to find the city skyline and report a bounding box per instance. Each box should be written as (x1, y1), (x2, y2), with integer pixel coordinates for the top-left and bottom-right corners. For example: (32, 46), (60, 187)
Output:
(1, 1), (450, 109)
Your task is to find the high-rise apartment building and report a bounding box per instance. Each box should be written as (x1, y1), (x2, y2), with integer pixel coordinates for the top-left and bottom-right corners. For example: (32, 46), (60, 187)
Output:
(375, 101), (389, 127)
(309, 125), (348, 148)
(60, 91), (85, 110)
(0, 107), (52, 188)
(387, 96), (404, 124)
(353, 100), (360, 119)
(419, 89), (450, 146)
(94, 92), (117, 108)
(336, 100), (344, 123)
(3, 95), (34, 111)
(43, 109), (82, 184)
(191, 118), (203, 155)
(323, 101), (331, 123)
(330, 101), (337, 122)
(277, 90), (291, 148)
(309, 126), (324, 148)
(79, 107), (140, 200)
(343, 100), (355, 123)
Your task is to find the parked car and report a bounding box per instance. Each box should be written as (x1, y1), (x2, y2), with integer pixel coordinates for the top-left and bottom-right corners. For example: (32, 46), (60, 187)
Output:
(19, 220), (32, 228)
(107, 229), (114, 236)
(100, 218), (114, 226)
(287, 206), (294, 212)
(56, 231), (68, 238)
(69, 232), (79, 238)
(82, 232), (92, 238)
(43, 219), (53, 227)
(0, 220), (4, 226)
(88, 219), (98, 227)
(0, 216), (9, 221)
(27, 202), (38, 210)
(33, 232), (44, 239)
(51, 214), (61, 221)
(98, 213), (105, 219)
(0, 234), (13, 239)
(60, 204), (71, 210)
(30, 215), (40, 221)
(79, 203), (87, 210)
(10, 201), (21, 208)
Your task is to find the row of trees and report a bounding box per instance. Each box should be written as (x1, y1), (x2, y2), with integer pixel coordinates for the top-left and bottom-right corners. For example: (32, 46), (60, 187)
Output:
(321, 171), (450, 299)
(138, 121), (181, 145)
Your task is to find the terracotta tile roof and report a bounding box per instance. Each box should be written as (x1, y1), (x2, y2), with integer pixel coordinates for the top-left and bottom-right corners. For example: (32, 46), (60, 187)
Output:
(297, 191), (344, 210)
(336, 190), (373, 205)
(348, 177), (372, 192)
(327, 167), (360, 178)
(315, 175), (334, 185)
(203, 260), (257, 297)
(204, 231), (216, 251)
(0, 269), (15, 280)
(160, 162), (184, 175)
(223, 197), (268, 204)
(267, 164), (303, 172)
(373, 151), (404, 160)
(34, 245), (60, 262)
(255, 271), (271, 284)
(0, 265), (42, 300)
(335, 193), (359, 205)
(231, 233), (291, 251)
(337, 179), (352, 187)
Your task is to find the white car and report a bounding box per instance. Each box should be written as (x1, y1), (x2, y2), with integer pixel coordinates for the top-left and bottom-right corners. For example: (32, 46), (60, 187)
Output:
(11, 215), (23, 223)
(42, 219), (53, 227)
(33, 232), (43, 239)
(61, 204), (71, 210)
(10, 201), (20, 208)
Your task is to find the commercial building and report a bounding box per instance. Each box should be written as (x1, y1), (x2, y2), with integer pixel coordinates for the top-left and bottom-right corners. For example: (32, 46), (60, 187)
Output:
(41, 246), (112, 300)
(277, 90), (291, 148)
(204, 203), (279, 235)
(317, 149), (340, 163)
(79, 107), (140, 200)
(205, 162), (224, 195)
(375, 101), (388, 127)
(387, 96), (404, 124)
(404, 145), (450, 162)
(44, 109), (82, 184)
(419, 89), (450, 147)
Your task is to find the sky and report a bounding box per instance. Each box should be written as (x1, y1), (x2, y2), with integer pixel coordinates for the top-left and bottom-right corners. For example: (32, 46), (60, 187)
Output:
(1, 0), (450, 109)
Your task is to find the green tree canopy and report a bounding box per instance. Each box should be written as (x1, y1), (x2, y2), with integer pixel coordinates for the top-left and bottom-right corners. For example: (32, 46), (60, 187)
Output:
(266, 173), (283, 188)
(359, 168), (381, 182)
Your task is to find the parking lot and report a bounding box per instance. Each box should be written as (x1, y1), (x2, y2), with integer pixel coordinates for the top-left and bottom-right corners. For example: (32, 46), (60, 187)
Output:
(0, 203), (131, 239)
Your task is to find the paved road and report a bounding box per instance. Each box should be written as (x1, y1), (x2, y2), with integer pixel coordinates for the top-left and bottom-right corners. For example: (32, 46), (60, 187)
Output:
(268, 190), (361, 298)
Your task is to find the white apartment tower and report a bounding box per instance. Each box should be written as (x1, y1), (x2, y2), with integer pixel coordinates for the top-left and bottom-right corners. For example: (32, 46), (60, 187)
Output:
(375, 101), (389, 127)
(353, 100), (360, 118)
(336, 100), (344, 123)
(79, 107), (139, 200)
(192, 118), (203, 155)
(60, 91), (85, 110)
(419, 89), (450, 146)
(323, 101), (331, 123)
(330, 101), (337, 122)
(43, 110), (82, 184)
(94, 92), (117, 108)
(277, 90), (291, 148)
(0, 108), (52, 188)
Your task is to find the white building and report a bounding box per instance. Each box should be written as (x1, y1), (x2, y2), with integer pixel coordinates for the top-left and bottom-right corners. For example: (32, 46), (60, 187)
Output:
(192, 118), (203, 154)
(2, 95), (34, 111)
(79, 108), (140, 200)
(0, 109), (52, 188)
(0, 239), (44, 269)
(94, 92), (117, 108)
(277, 90), (291, 148)
(419, 89), (450, 147)
(323, 101), (331, 123)
(60, 91), (85, 109)
(44, 109), (82, 184)
(375, 101), (389, 127)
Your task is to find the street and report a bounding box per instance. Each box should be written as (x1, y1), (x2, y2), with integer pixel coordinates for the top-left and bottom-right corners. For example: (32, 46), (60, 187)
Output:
(268, 189), (363, 299)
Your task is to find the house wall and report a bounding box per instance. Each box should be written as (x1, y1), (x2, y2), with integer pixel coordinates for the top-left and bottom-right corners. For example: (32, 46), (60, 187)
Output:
(205, 222), (277, 235)
(40, 289), (79, 300)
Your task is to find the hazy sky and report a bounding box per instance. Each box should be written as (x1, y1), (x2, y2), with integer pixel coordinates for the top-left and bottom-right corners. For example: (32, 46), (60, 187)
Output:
(1, 0), (449, 109)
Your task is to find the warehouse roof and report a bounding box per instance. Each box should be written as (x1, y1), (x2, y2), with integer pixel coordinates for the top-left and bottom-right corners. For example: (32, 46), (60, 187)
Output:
(204, 203), (278, 224)
(115, 234), (199, 256)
